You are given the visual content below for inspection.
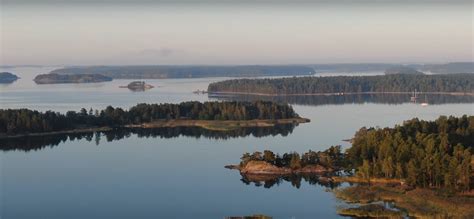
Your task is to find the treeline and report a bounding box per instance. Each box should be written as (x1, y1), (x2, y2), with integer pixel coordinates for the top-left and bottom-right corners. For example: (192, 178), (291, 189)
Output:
(50, 65), (315, 79)
(239, 146), (343, 170)
(346, 115), (473, 192)
(208, 74), (474, 94)
(0, 101), (298, 135)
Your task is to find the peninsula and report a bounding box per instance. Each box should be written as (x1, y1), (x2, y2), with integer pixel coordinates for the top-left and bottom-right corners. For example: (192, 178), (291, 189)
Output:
(49, 65), (315, 79)
(0, 101), (309, 138)
(33, 73), (113, 84)
(228, 115), (474, 217)
(0, 72), (19, 83)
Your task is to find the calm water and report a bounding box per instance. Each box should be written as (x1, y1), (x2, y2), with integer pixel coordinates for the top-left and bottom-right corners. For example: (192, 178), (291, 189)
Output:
(1, 67), (473, 219)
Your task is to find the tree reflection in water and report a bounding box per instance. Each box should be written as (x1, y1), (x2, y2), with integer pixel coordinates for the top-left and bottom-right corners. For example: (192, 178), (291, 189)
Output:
(239, 173), (342, 189)
(0, 124), (297, 152)
(210, 93), (474, 106)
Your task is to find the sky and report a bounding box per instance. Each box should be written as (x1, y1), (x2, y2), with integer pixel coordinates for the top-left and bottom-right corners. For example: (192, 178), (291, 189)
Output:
(0, 0), (473, 65)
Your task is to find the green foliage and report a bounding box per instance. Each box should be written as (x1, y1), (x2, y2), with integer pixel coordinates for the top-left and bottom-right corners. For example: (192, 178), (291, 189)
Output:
(241, 146), (343, 169)
(208, 74), (474, 94)
(347, 115), (473, 191)
(0, 101), (298, 135)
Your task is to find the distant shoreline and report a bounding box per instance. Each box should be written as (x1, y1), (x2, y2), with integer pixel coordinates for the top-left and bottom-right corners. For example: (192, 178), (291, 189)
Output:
(0, 118), (310, 139)
(208, 91), (474, 97)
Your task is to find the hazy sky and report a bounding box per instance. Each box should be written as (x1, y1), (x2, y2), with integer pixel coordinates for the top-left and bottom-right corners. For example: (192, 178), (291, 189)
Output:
(1, 1), (472, 65)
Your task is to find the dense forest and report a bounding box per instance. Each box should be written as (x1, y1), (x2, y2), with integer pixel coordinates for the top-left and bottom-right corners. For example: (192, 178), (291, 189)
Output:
(346, 115), (473, 192)
(208, 74), (474, 94)
(49, 65), (315, 79)
(238, 115), (472, 192)
(0, 101), (298, 135)
(33, 73), (113, 84)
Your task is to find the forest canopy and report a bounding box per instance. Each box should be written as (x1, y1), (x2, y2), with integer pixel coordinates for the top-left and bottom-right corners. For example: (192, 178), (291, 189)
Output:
(239, 115), (473, 192)
(208, 74), (474, 95)
(346, 115), (473, 192)
(0, 101), (298, 135)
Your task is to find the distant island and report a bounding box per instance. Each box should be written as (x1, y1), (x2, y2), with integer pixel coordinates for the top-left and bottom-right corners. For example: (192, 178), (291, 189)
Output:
(0, 101), (309, 137)
(0, 72), (19, 83)
(420, 62), (474, 74)
(119, 81), (154, 91)
(33, 73), (113, 84)
(48, 65), (315, 79)
(384, 65), (424, 75)
(208, 73), (474, 95)
(228, 115), (474, 218)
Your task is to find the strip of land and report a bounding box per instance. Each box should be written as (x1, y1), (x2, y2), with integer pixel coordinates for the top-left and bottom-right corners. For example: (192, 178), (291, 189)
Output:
(0, 118), (309, 139)
(126, 118), (309, 131)
(335, 185), (474, 218)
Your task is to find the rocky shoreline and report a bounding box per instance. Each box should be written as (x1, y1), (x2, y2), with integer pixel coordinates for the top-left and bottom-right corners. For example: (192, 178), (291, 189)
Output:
(225, 160), (333, 175)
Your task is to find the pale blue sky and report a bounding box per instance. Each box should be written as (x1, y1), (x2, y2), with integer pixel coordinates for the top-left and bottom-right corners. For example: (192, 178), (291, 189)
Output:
(1, 1), (472, 65)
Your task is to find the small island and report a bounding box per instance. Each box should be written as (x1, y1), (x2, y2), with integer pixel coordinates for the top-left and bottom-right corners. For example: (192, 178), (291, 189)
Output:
(0, 101), (309, 138)
(0, 72), (19, 83)
(119, 81), (154, 91)
(226, 146), (342, 175)
(33, 73), (113, 84)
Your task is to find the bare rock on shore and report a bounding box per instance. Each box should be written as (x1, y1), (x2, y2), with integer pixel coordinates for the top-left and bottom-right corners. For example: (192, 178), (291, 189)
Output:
(231, 161), (331, 175)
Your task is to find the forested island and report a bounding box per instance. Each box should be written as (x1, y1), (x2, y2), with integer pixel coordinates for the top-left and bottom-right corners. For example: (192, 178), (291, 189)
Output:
(0, 101), (308, 137)
(226, 146), (343, 175)
(49, 65), (315, 79)
(208, 74), (474, 95)
(0, 72), (19, 83)
(228, 115), (473, 217)
(33, 73), (113, 84)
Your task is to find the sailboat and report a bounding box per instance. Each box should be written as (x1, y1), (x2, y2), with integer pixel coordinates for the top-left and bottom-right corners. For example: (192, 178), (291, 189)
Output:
(410, 89), (418, 102)
(421, 95), (429, 106)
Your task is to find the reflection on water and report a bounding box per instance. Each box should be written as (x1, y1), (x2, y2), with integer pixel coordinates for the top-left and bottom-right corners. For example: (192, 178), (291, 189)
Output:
(0, 124), (297, 152)
(239, 173), (342, 189)
(210, 93), (474, 106)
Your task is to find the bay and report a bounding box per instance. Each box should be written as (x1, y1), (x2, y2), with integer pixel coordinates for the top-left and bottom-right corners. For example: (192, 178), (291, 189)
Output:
(1, 67), (473, 218)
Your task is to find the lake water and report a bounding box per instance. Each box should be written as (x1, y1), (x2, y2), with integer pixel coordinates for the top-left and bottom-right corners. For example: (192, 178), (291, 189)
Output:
(1, 67), (473, 219)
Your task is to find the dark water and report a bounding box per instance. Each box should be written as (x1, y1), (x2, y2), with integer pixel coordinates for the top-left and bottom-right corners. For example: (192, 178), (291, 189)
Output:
(1, 67), (473, 218)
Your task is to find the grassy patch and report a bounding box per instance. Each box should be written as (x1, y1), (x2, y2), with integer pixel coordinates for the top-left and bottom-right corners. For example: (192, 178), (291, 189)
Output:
(337, 204), (404, 218)
(334, 185), (474, 218)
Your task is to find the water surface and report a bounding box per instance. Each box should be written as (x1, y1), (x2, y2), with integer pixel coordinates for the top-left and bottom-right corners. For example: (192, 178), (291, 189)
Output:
(1, 67), (473, 218)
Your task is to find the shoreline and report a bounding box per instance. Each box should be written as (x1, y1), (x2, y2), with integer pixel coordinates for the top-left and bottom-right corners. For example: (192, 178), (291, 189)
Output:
(0, 118), (310, 139)
(208, 91), (474, 97)
(335, 185), (474, 218)
(225, 160), (334, 175)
